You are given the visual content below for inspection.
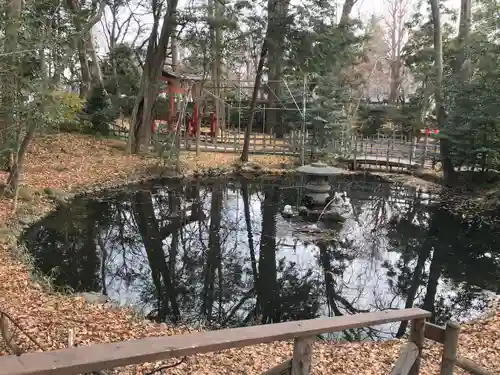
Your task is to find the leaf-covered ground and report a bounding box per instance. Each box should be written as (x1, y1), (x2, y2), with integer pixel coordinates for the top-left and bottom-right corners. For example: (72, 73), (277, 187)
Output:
(0, 133), (498, 374)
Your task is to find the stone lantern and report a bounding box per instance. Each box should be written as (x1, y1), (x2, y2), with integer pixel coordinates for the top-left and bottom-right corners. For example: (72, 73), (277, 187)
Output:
(296, 162), (344, 207)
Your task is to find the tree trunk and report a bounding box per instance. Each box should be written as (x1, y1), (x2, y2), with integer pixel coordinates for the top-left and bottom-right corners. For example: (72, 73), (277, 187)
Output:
(202, 183), (222, 323)
(76, 38), (92, 97)
(241, 40), (269, 162)
(386, 0), (407, 104)
(87, 30), (105, 89)
(429, 0), (455, 184)
(338, 0), (356, 28)
(1, 0), (22, 170)
(318, 242), (342, 317)
(128, 0), (179, 154)
(7, 48), (50, 205)
(132, 191), (181, 323)
(266, 0), (290, 137)
(455, 0), (472, 79)
(241, 180), (259, 287)
(388, 60), (402, 104)
(213, 0), (223, 138)
(65, 0), (106, 96)
(66, 0), (93, 97)
(257, 186), (279, 323)
(395, 241), (432, 337)
(447, 0), (472, 175)
(6, 124), (36, 195)
(422, 247), (443, 322)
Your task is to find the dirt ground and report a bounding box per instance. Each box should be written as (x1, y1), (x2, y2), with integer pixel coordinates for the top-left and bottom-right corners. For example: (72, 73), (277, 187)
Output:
(0, 133), (498, 374)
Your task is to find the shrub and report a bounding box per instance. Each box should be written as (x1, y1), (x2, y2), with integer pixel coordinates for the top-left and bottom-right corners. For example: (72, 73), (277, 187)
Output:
(46, 90), (84, 132)
(82, 86), (118, 135)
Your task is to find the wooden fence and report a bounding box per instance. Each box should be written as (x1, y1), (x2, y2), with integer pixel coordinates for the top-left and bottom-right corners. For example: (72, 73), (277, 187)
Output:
(0, 308), (495, 375)
(111, 122), (442, 170)
(179, 130), (304, 156)
(181, 130), (441, 170)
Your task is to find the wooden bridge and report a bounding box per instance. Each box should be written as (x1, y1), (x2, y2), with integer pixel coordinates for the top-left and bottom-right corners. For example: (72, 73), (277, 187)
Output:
(338, 133), (440, 171)
(0, 308), (494, 375)
(178, 131), (441, 171)
(112, 122), (442, 171)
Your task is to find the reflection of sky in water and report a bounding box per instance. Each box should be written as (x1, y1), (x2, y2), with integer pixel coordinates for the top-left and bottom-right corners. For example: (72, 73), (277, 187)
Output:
(24, 177), (498, 338)
(98, 182), (489, 329)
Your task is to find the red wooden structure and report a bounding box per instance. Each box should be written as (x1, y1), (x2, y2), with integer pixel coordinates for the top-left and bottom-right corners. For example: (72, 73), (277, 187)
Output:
(153, 71), (216, 137)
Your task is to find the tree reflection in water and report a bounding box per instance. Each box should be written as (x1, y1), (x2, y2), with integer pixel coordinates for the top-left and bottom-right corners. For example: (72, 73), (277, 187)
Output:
(23, 175), (500, 340)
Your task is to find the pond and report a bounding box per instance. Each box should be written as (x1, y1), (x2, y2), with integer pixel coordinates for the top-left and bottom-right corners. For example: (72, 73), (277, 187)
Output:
(22, 175), (500, 340)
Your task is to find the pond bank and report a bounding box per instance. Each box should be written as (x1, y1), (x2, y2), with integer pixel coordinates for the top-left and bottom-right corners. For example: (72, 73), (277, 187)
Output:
(0, 133), (499, 374)
(0, 134), (294, 354)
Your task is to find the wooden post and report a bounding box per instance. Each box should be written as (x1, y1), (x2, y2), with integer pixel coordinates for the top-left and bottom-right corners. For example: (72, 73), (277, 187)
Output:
(364, 136), (368, 165)
(408, 318), (425, 375)
(352, 134), (357, 170)
(67, 328), (75, 348)
(432, 141), (438, 169)
(261, 359), (292, 375)
(291, 337), (314, 375)
(456, 357), (494, 375)
(386, 134), (391, 170)
(409, 135), (416, 166)
(421, 134), (429, 168)
(439, 321), (460, 375)
(390, 342), (419, 375)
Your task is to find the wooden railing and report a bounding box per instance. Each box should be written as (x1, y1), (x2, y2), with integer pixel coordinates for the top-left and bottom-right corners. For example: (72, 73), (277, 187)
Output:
(0, 308), (495, 375)
(423, 321), (497, 375)
(111, 123), (444, 170)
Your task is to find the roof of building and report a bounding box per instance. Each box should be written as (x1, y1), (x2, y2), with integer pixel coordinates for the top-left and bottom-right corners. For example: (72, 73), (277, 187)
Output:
(162, 64), (207, 82)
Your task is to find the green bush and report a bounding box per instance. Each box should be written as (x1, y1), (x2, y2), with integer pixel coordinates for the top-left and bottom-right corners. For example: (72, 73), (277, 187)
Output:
(82, 86), (118, 135)
(46, 90), (84, 132)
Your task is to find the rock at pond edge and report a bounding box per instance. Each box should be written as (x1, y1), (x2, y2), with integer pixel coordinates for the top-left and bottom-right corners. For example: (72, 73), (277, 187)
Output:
(77, 292), (109, 304)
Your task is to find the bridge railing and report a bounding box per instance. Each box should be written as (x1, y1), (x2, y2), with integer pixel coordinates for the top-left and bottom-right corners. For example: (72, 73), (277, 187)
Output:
(340, 132), (440, 170)
(0, 308), (495, 375)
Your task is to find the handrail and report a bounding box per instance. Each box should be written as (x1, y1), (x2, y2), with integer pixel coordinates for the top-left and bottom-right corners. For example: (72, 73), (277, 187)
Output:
(0, 308), (430, 375)
(423, 321), (498, 375)
(0, 309), (496, 375)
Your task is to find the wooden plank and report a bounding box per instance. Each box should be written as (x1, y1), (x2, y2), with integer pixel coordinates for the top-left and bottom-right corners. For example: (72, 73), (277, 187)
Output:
(291, 337), (313, 375)
(456, 357), (498, 375)
(260, 359), (292, 375)
(0, 309), (430, 375)
(439, 321), (460, 375)
(390, 342), (418, 375)
(424, 322), (445, 344)
(408, 318), (426, 375)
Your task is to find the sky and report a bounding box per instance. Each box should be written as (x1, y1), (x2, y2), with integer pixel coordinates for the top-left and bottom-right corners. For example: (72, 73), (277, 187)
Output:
(95, 0), (462, 56)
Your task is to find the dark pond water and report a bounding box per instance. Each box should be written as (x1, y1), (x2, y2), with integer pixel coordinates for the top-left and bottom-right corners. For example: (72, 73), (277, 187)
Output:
(22, 175), (500, 340)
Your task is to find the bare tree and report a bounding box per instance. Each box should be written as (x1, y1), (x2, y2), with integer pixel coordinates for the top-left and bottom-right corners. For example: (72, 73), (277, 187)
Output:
(338, 0), (359, 27)
(384, 0), (410, 104)
(266, 0), (291, 137)
(0, 0), (22, 159)
(455, 0), (472, 82)
(100, 0), (146, 97)
(100, 0), (145, 50)
(1, 0), (23, 172)
(128, 0), (179, 154)
(241, 38), (269, 162)
(65, 0), (106, 95)
(360, 15), (390, 102)
(429, 0), (454, 184)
